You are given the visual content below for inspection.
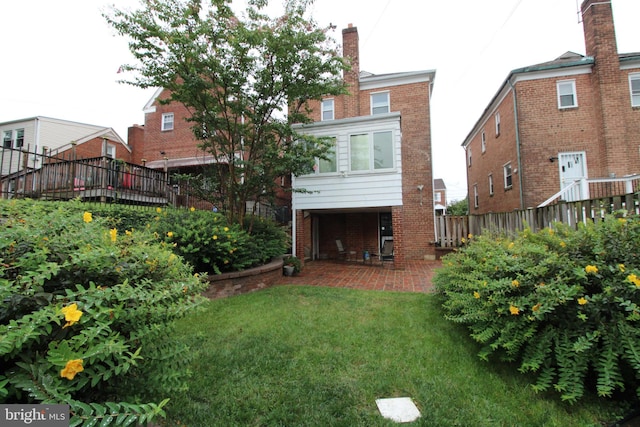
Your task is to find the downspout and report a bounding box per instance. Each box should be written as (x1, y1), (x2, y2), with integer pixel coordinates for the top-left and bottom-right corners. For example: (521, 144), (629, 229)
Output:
(508, 77), (525, 209)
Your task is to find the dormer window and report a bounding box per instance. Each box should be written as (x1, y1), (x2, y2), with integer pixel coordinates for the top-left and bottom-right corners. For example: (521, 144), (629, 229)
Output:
(371, 92), (390, 115)
(321, 99), (334, 121)
(162, 113), (174, 131)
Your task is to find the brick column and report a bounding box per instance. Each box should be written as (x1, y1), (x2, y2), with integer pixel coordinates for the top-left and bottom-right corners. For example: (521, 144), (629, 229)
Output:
(295, 210), (305, 268)
(392, 206), (405, 270)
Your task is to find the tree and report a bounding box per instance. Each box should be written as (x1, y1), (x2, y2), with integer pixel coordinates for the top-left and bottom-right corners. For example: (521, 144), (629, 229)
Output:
(447, 197), (469, 216)
(105, 0), (349, 226)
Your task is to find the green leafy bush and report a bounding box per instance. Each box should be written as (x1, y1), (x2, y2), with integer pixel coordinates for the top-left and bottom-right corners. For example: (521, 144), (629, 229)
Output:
(0, 199), (208, 426)
(434, 215), (640, 403)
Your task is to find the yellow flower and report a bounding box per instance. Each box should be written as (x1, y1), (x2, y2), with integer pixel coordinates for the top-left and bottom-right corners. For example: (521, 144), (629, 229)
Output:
(532, 303), (541, 312)
(509, 305), (520, 315)
(473, 291), (480, 299)
(468, 233), (473, 239)
(585, 265), (598, 274)
(618, 264), (626, 273)
(60, 359), (84, 380)
(109, 228), (117, 243)
(61, 303), (83, 328)
(619, 218), (627, 223)
(560, 241), (566, 248)
(508, 242), (515, 249)
(125, 230), (132, 236)
(511, 279), (520, 287)
(83, 212), (93, 223)
(167, 231), (174, 238)
(212, 235), (218, 240)
(223, 227), (229, 232)
(156, 207), (162, 213)
(627, 273), (640, 288)
(190, 206), (196, 212)
(577, 297), (588, 305)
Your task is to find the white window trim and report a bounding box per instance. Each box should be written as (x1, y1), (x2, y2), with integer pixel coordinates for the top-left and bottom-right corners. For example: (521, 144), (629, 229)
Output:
(348, 130), (395, 172)
(629, 73), (640, 107)
(473, 184), (479, 208)
(503, 162), (513, 189)
(494, 112), (501, 137)
(161, 113), (175, 131)
(321, 99), (334, 121)
(557, 80), (578, 109)
(488, 173), (494, 196)
(481, 130), (486, 153)
(370, 91), (390, 115)
(467, 147), (472, 167)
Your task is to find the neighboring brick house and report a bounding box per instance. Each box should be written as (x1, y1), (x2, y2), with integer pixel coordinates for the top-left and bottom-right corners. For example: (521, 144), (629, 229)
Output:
(433, 178), (447, 216)
(1, 116), (129, 175)
(292, 24), (437, 268)
(462, 0), (640, 214)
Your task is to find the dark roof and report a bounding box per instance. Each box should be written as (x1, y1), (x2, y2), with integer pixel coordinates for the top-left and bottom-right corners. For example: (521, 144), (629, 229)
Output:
(434, 178), (446, 190)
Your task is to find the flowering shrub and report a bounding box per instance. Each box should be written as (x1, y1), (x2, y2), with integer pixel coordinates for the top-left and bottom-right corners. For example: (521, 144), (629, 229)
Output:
(0, 199), (208, 425)
(434, 215), (640, 403)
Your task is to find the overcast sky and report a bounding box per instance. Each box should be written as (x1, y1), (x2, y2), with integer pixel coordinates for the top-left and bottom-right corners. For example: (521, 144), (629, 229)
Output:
(2, 0), (639, 202)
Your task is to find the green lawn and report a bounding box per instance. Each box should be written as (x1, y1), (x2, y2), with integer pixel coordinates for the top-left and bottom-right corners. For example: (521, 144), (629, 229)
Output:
(156, 286), (627, 426)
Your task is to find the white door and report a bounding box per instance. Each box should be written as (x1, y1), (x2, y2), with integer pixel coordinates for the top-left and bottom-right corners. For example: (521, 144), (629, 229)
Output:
(558, 152), (587, 201)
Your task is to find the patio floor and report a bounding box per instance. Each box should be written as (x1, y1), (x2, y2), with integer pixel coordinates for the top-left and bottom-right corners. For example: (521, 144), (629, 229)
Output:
(277, 259), (442, 293)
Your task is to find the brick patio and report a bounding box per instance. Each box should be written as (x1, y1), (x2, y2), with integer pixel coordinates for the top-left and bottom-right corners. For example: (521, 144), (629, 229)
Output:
(277, 259), (441, 293)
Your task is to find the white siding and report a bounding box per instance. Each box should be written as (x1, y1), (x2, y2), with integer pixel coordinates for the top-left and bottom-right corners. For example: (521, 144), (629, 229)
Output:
(293, 113), (402, 211)
(36, 118), (104, 151)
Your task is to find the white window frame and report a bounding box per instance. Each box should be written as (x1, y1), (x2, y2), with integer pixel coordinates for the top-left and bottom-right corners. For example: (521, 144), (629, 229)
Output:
(321, 99), (334, 121)
(467, 147), (472, 167)
(314, 136), (337, 174)
(3, 130), (12, 149)
(161, 113), (175, 131)
(629, 73), (640, 107)
(557, 80), (578, 109)
(481, 130), (486, 153)
(2, 129), (24, 149)
(349, 130), (395, 172)
(434, 192), (442, 203)
(488, 173), (494, 196)
(473, 184), (479, 208)
(503, 162), (513, 189)
(494, 112), (501, 137)
(105, 144), (116, 159)
(371, 91), (390, 115)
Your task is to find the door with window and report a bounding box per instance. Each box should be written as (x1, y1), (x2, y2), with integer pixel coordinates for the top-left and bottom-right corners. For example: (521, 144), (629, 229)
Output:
(558, 152), (587, 201)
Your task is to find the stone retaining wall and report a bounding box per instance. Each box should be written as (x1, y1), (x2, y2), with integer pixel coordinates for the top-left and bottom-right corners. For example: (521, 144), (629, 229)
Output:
(202, 258), (284, 299)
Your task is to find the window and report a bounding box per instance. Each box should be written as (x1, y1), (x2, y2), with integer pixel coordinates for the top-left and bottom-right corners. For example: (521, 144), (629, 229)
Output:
(557, 80), (577, 108)
(321, 99), (334, 121)
(349, 130), (394, 171)
(2, 131), (11, 149)
(106, 144), (116, 159)
(317, 137), (337, 173)
(494, 112), (501, 137)
(371, 92), (390, 115)
(504, 162), (513, 189)
(467, 147), (472, 167)
(481, 130), (486, 153)
(161, 113), (174, 131)
(473, 184), (479, 208)
(15, 129), (24, 148)
(630, 74), (640, 107)
(488, 174), (494, 196)
(434, 192), (442, 203)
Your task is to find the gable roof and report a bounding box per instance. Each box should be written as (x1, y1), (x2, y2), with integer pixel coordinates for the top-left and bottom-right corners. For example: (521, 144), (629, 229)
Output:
(434, 178), (446, 190)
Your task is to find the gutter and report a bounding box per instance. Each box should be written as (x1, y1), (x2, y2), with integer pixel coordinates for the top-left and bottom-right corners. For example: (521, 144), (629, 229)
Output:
(508, 78), (525, 210)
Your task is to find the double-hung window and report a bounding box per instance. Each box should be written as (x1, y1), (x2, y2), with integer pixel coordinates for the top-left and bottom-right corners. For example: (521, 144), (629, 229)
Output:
(488, 174), (494, 196)
(321, 99), (334, 121)
(557, 80), (577, 108)
(371, 92), (390, 115)
(630, 73), (640, 107)
(316, 137), (337, 173)
(504, 162), (513, 189)
(473, 184), (479, 208)
(2, 129), (24, 149)
(349, 130), (393, 171)
(15, 129), (24, 148)
(494, 112), (501, 137)
(2, 131), (12, 149)
(161, 113), (174, 131)
(481, 130), (486, 153)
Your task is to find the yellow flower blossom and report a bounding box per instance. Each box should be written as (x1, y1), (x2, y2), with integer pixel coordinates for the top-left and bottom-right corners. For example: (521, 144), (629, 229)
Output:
(223, 227), (229, 232)
(60, 359), (84, 380)
(585, 265), (598, 274)
(577, 297), (588, 305)
(560, 241), (566, 248)
(167, 231), (174, 238)
(61, 303), (83, 328)
(83, 212), (93, 223)
(125, 230), (132, 236)
(512, 279), (520, 287)
(473, 291), (480, 299)
(509, 305), (520, 315)
(618, 264), (626, 273)
(156, 207), (162, 213)
(190, 207), (196, 212)
(212, 235), (218, 240)
(508, 242), (515, 249)
(468, 233), (473, 239)
(109, 228), (117, 243)
(532, 303), (541, 312)
(627, 273), (640, 288)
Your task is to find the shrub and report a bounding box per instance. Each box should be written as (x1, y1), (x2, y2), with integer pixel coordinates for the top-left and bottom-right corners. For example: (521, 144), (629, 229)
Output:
(0, 199), (208, 425)
(433, 215), (640, 403)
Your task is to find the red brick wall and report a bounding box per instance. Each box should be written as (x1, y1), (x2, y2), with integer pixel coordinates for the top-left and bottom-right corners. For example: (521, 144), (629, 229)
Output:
(59, 138), (132, 162)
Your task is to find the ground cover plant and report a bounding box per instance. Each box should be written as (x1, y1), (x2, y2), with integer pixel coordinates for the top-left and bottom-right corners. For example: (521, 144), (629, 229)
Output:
(434, 214), (640, 404)
(0, 199), (208, 426)
(152, 286), (625, 426)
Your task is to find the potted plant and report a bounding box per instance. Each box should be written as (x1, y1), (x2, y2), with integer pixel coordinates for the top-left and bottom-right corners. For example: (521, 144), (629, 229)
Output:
(283, 255), (301, 276)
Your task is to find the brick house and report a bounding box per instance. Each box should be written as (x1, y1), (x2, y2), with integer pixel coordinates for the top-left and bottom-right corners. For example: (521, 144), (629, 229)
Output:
(291, 24), (437, 268)
(434, 178), (447, 215)
(462, 0), (640, 214)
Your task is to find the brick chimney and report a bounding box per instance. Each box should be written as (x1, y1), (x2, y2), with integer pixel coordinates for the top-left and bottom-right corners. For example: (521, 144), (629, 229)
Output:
(580, 0), (627, 176)
(342, 24), (360, 117)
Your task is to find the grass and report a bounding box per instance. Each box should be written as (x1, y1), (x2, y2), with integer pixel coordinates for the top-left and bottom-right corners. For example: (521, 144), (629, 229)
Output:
(153, 285), (627, 426)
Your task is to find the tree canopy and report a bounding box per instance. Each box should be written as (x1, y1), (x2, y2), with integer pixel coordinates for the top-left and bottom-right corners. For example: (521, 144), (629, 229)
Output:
(105, 0), (349, 225)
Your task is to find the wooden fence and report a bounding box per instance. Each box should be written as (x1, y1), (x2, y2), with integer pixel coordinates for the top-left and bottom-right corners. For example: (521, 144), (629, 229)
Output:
(435, 192), (640, 248)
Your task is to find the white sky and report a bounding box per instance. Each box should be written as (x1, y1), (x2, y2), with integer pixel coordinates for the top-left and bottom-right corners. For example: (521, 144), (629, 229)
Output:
(2, 0), (639, 203)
